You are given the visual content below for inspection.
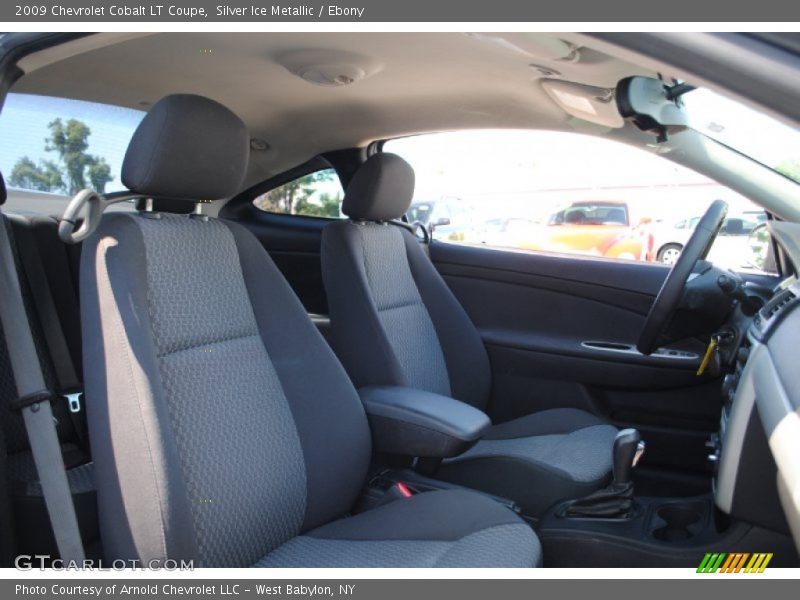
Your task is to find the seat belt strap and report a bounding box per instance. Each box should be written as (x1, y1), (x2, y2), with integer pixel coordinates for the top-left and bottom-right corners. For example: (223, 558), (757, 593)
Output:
(13, 221), (86, 445)
(390, 219), (431, 256)
(0, 216), (85, 561)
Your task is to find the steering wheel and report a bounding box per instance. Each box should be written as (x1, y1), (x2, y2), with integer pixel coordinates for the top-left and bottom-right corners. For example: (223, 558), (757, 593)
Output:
(637, 199), (728, 355)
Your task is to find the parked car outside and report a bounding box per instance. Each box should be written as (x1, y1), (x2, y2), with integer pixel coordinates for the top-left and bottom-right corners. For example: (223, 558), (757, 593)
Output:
(406, 196), (477, 241)
(516, 201), (654, 261)
(653, 211), (766, 265)
(478, 216), (537, 248)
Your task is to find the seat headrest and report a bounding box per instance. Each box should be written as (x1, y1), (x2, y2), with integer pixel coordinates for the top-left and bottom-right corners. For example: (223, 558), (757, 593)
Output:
(122, 94), (249, 201)
(342, 153), (415, 221)
(0, 171), (6, 206)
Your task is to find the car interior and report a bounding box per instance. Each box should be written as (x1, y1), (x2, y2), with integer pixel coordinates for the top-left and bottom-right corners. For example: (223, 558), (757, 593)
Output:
(0, 32), (799, 568)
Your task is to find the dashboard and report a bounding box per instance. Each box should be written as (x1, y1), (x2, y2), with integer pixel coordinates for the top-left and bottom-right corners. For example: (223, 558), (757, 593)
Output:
(714, 221), (800, 552)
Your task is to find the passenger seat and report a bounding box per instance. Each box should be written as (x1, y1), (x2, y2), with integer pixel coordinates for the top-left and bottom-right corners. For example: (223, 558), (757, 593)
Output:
(321, 153), (619, 516)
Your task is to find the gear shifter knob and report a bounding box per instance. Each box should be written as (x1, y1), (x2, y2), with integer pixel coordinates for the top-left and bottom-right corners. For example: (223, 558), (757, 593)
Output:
(564, 428), (643, 518)
(612, 428), (645, 485)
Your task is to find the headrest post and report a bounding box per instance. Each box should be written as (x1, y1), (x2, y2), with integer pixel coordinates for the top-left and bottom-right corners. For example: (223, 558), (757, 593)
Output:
(193, 202), (204, 215)
(144, 198), (154, 212)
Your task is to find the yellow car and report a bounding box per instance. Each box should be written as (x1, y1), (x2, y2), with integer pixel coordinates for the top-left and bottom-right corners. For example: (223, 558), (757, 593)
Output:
(521, 201), (654, 261)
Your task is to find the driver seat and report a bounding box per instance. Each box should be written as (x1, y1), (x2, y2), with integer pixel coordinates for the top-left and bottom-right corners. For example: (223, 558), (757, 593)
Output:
(322, 153), (619, 516)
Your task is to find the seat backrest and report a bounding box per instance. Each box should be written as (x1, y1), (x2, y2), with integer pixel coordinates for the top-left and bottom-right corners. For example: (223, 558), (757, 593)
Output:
(81, 95), (370, 567)
(322, 153), (491, 409)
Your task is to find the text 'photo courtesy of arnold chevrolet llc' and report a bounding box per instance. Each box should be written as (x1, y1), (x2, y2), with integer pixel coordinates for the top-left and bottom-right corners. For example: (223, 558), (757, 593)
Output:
(0, 9), (799, 591)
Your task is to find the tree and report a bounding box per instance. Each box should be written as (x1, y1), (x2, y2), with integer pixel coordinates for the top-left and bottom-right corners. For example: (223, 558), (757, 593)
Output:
(86, 157), (113, 193)
(776, 160), (800, 183)
(254, 170), (341, 216)
(8, 118), (114, 195)
(294, 192), (341, 218)
(46, 118), (92, 194)
(8, 157), (63, 192)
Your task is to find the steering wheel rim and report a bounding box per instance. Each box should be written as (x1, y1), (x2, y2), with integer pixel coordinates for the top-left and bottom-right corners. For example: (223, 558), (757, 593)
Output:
(637, 199), (728, 355)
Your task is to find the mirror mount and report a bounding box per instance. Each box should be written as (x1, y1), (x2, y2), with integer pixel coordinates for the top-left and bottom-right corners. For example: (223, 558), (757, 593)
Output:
(616, 76), (691, 143)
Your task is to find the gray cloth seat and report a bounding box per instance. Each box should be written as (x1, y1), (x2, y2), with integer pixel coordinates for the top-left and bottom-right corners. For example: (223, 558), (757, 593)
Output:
(321, 154), (618, 516)
(258, 489), (539, 568)
(81, 94), (539, 568)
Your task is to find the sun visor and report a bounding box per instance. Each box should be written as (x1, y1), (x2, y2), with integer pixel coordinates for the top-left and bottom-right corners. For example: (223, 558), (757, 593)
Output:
(542, 80), (624, 129)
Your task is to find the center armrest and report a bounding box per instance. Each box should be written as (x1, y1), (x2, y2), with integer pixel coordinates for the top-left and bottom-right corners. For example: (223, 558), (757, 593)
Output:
(358, 385), (491, 458)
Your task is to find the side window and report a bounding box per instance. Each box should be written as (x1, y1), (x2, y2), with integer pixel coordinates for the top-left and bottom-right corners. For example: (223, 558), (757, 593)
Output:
(0, 93), (145, 213)
(384, 130), (769, 273)
(253, 169), (344, 218)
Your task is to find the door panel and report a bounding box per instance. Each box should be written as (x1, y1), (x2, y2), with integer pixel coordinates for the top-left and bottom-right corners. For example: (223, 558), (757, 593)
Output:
(431, 241), (726, 475)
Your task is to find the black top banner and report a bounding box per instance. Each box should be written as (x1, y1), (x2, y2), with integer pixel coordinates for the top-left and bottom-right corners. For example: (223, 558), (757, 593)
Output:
(2, 0), (800, 22)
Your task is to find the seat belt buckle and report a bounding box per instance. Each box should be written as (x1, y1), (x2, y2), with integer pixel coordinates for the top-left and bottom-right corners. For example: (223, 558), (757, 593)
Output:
(394, 482), (414, 498)
(372, 481), (416, 509)
(385, 481), (415, 502)
(62, 390), (83, 414)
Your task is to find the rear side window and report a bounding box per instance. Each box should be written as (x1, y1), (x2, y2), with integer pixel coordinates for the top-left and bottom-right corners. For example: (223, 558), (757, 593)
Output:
(0, 93), (145, 212)
(253, 168), (344, 218)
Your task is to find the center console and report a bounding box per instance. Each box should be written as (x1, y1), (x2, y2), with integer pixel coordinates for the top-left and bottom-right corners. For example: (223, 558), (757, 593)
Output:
(713, 287), (795, 535)
(537, 291), (800, 567)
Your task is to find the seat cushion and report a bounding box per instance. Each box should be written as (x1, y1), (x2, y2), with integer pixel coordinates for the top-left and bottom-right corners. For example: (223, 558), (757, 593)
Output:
(438, 409), (618, 516)
(256, 489), (540, 568)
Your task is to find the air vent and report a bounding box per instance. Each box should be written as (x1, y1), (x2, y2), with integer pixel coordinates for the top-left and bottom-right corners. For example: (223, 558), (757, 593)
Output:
(753, 287), (798, 340)
(761, 289), (795, 320)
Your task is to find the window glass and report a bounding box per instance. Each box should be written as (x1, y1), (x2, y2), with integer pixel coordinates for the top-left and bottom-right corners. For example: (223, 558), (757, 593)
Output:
(683, 88), (800, 184)
(253, 169), (344, 218)
(0, 93), (145, 213)
(384, 130), (770, 273)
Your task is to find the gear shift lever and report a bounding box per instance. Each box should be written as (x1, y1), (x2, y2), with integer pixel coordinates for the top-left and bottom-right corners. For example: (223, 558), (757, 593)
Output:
(613, 428), (645, 486)
(564, 428), (645, 518)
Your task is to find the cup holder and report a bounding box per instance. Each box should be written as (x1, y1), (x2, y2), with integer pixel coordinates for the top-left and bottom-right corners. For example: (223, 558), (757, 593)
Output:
(651, 503), (704, 542)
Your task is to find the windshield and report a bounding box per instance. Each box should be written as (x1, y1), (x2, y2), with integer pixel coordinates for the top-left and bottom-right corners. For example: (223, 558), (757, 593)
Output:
(683, 88), (800, 182)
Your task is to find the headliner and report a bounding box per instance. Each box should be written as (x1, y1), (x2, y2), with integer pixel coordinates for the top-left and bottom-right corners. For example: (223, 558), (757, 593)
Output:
(12, 32), (655, 189)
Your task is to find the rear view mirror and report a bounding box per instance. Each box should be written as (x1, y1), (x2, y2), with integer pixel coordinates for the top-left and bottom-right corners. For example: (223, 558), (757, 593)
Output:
(616, 77), (690, 142)
(721, 218), (745, 236)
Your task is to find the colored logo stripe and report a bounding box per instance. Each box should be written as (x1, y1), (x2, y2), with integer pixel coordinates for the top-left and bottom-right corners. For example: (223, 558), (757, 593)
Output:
(720, 553), (750, 573)
(697, 553), (726, 573)
(745, 553), (773, 573)
(697, 552), (773, 573)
